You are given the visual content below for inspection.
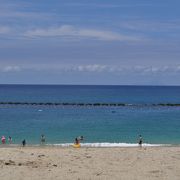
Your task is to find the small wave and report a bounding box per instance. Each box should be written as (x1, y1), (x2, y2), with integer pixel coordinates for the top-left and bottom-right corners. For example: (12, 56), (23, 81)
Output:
(47, 142), (166, 147)
(0, 142), (171, 148)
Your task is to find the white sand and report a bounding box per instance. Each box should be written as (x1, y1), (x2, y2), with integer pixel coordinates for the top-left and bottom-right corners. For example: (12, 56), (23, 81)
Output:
(0, 146), (180, 180)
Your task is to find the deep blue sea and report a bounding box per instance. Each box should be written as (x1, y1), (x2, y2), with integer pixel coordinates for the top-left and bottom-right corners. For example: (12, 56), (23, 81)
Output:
(0, 85), (180, 147)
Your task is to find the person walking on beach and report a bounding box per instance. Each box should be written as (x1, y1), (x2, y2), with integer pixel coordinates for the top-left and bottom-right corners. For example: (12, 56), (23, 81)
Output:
(40, 134), (45, 144)
(22, 139), (26, 147)
(138, 135), (143, 147)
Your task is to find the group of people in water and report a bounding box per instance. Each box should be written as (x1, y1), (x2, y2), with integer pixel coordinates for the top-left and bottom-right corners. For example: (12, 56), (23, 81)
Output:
(1, 134), (143, 147)
(1, 136), (12, 144)
(21, 134), (45, 147)
(0, 135), (45, 147)
(1, 134), (84, 147)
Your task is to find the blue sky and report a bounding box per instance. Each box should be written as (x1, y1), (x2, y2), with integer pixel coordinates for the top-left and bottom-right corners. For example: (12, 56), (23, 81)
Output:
(0, 0), (180, 85)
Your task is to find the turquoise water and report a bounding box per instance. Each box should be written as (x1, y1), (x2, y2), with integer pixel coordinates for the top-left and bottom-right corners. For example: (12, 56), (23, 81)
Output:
(0, 85), (180, 146)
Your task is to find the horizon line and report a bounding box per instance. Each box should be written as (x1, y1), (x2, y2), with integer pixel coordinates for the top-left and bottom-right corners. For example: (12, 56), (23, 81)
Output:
(0, 83), (180, 87)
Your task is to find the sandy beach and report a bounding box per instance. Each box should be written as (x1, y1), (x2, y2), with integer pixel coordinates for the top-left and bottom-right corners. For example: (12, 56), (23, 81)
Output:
(0, 146), (180, 180)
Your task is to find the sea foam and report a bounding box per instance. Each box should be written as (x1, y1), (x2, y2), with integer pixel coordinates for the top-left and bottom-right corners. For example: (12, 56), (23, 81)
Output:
(49, 142), (166, 148)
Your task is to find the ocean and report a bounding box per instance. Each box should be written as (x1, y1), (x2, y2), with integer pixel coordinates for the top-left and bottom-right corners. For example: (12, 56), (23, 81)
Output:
(0, 85), (180, 147)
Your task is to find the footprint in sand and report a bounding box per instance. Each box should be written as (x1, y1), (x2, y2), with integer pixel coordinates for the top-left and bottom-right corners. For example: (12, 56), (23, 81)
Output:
(4, 160), (15, 166)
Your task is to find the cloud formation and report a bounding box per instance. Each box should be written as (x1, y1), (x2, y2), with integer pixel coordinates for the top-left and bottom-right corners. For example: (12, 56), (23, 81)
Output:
(25, 25), (141, 41)
(0, 1), (180, 85)
(1, 66), (21, 72)
(2, 64), (180, 75)
(65, 2), (156, 8)
(69, 65), (180, 74)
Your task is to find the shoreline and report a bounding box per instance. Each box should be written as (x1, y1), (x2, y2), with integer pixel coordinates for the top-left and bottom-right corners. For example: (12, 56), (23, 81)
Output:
(0, 143), (178, 148)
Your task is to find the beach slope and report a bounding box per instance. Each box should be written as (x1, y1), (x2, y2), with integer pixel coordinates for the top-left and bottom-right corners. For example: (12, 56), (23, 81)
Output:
(0, 146), (180, 180)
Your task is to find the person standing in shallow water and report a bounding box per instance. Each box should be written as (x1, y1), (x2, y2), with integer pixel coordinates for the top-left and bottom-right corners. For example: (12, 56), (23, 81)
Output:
(8, 136), (12, 144)
(1, 136), (6, 144)
(75, 138), (79, 145)
(75, 136), (84, 144)
(138, 135), (143, 147)
(41, 134), (45, 144)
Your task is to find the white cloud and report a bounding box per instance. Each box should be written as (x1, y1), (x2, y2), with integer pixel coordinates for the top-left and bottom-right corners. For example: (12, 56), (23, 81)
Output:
(2, 66), (21, 72)
(132, 65), (180, 75)
(79, 29), (138, 41)
(26, 25), (74, 37)
(1, 64), (180, 75)
(65, 2), (156, 8)
(68, 64), (180, 74)
(25, 25), (141, 41)
(73, 64), (107, 72)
